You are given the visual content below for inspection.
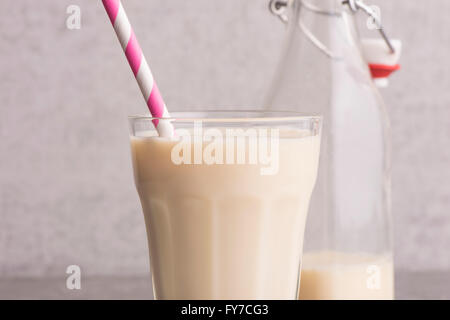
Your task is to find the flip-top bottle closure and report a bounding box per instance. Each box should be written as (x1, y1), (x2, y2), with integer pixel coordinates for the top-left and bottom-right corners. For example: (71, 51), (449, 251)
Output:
(269, 0), (401, 86)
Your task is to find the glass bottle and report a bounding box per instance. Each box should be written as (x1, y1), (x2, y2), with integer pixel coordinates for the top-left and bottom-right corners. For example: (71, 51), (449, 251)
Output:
(265, 0), (394, 299)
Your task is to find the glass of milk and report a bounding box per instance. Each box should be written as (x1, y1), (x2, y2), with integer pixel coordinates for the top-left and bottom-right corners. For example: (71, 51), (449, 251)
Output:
(129, 111), (322, 299)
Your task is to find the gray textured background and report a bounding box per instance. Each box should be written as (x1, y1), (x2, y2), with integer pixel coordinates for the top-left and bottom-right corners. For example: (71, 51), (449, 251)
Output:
(0, 0), (449, 279)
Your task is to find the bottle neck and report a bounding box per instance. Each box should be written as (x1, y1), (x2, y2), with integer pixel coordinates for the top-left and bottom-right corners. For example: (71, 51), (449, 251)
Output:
(292, 0), (343, 13)
(264, 0), (373, 106)
(288, 0), (364, 64)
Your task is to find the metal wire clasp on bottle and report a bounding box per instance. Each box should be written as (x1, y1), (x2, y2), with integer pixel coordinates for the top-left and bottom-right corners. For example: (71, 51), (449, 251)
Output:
(268, 0), (396, 58)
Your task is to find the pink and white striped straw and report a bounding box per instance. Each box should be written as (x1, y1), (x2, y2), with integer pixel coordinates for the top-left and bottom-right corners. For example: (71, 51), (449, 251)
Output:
(102, 0), (174, 137)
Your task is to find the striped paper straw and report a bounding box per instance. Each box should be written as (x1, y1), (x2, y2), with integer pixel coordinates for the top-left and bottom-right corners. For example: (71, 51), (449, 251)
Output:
(102, 0), (174, 137)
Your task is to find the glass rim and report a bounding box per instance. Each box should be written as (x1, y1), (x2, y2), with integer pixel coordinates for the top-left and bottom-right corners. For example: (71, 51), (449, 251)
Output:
(128, 110), (322, 123)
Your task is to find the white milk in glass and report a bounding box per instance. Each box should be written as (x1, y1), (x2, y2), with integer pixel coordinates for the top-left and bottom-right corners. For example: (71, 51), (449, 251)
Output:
(130, 129), (321, 299)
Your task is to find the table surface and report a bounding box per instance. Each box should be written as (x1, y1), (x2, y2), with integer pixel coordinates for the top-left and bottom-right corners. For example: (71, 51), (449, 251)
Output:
(0, 271), (448, 300)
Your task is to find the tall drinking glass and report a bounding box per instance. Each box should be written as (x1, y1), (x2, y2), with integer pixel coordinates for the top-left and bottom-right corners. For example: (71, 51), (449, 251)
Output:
(129, 111), (322, 299)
